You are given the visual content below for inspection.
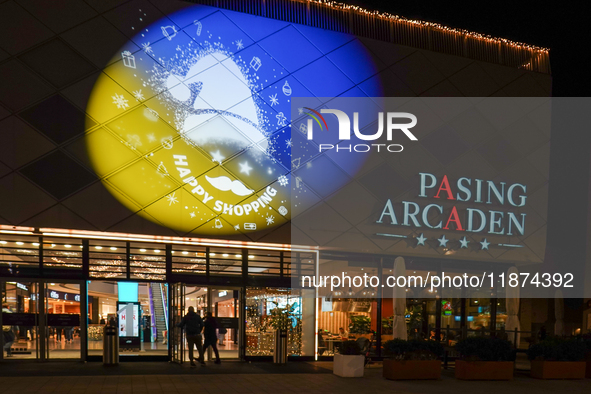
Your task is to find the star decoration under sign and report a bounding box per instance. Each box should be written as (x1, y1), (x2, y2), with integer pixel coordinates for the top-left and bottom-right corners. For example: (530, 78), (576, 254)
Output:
(480, 238), (490, 250)
(459, 236), (470, 248)
(266, 214), (275, 226)
(437, 235), (449, 247)
(416, 233), (427, 246)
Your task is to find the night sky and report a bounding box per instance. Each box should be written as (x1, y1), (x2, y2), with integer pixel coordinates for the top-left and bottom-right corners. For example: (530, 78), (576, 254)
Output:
(353, 0), (586, 97)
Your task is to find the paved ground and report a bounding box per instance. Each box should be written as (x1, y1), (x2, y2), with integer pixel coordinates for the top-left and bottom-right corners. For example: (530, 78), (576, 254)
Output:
(0, 363), (589, 393)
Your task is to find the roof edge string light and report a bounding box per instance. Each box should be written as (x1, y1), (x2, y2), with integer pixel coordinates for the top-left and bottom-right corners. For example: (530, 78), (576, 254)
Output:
(188, 0), (550, 73)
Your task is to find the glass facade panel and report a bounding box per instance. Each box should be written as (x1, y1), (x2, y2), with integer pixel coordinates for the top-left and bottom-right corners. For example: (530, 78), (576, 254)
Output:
(245, 287), (302, 356)
(2, 280), (40, 359)
(0, 235), (40, 277)
(43, 238), (83, 272)
(89, 240), (127, 279)
(46, 282), (81, 359)
(129, 244), (167, 281)
(86, 281), (168, 357)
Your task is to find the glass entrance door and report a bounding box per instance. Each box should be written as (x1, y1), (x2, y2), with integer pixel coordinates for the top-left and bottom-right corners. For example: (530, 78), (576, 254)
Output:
(1, 280), (40, 360)
(209, 288), (240, 360)
(45, 282), (82, 359)
(170, 282), (185, 363)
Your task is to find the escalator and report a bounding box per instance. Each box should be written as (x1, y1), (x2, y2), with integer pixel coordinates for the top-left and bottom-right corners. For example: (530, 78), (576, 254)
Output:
(149, 283), (168, 342)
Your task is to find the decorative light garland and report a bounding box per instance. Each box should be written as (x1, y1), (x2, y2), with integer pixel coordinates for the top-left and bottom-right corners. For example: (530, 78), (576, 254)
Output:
(305, 0), (548, 52)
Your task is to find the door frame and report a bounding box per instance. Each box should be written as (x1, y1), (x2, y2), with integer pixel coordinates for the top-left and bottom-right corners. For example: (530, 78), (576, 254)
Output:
(0, 279), (42, 361)
(168, 283), (245, 361)
(43, 280), (85, 361)
(169, 282), (185, 363)
(207, 286), (243, 360)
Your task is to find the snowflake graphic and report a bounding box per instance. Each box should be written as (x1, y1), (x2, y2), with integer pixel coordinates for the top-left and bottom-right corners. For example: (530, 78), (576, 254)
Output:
(285, 138), (292, 148)
(133, 89), (145, 101)
(298, 107), (304, 115)
(189, 212), (196, 218)
(141, 42), (153, 55)
(166, 192), (179, 206)
(235, 39), (244, 50)
(276, 112), (287, 127)
(265, 214), (275, 226)
(147, 133), (156, 142)
(278, 175), (289, 187)
(112, 93), (129, 109)
(269, 93), (279, 106)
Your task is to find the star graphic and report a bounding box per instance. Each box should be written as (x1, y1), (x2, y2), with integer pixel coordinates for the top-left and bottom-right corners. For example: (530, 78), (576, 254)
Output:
(285, 138), (292, 148)
(239, 161), (253, 175)
(234, 224), (240, 231)
(166, 192), (179, 206)
(269, 93), (279, 106)
(235, 39), (244, 50)
(276, 112), (287, 127)
(437, 235), (449, 247)
(416, 233), (427, 246)
(480, 238), (490, 250)
(189, 212), (196, 218)
(210, 150), (225, 164)
(147, 133), (156, 142)
(298, 107), (304, 115)
(459, 236), (470, 248)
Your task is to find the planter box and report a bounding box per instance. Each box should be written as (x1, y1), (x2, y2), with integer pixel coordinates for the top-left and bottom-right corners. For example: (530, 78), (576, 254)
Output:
(383, 359), (441, 380)
(455, 360), (514, 380)
(531, 361), (586, 380)
(333, 354), (365, 377)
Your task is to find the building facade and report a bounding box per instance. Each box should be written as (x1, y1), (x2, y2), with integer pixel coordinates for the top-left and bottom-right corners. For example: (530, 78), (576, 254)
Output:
(0, 0), (555, 363)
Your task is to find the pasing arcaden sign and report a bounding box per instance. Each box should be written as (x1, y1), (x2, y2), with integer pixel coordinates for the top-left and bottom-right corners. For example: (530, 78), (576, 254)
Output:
(376, 173), (527, 241)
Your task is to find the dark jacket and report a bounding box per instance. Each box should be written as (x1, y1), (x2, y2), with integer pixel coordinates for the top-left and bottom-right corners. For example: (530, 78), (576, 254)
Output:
(203, 316), (218, 341)
(177, 311), (204, 336)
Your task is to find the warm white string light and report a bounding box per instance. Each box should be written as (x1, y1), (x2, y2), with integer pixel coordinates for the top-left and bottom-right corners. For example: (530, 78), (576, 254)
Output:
(305, 0), (548, 52)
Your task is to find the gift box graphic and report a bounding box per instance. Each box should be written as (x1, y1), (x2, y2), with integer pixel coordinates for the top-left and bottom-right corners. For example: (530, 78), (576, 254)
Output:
(121, 51), (136, 68)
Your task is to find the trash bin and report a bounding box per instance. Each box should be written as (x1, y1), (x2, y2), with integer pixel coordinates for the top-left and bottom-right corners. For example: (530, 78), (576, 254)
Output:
(273, 329), (288, 364)
(103, 325), (119, 365)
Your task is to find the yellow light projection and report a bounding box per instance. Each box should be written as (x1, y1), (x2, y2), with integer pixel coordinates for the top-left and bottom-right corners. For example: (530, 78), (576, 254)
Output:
(85, 11), (292, 236)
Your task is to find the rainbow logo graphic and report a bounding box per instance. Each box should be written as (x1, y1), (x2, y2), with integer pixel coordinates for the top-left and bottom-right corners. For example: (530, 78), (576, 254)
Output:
(303, 107), (328, 131)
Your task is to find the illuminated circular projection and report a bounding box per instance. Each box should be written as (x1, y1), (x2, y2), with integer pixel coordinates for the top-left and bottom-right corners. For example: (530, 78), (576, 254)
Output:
(85, 4), (381, 236)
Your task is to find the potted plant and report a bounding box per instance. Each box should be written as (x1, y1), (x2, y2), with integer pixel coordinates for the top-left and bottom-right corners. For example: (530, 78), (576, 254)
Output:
(455, 336), (515, 380)
(382, 339), (443, 380)
(527, 337), (586, 379)
(333, 340), (365, 377)
(349, 315), (371, 339)
(268, 301), (296, 364)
